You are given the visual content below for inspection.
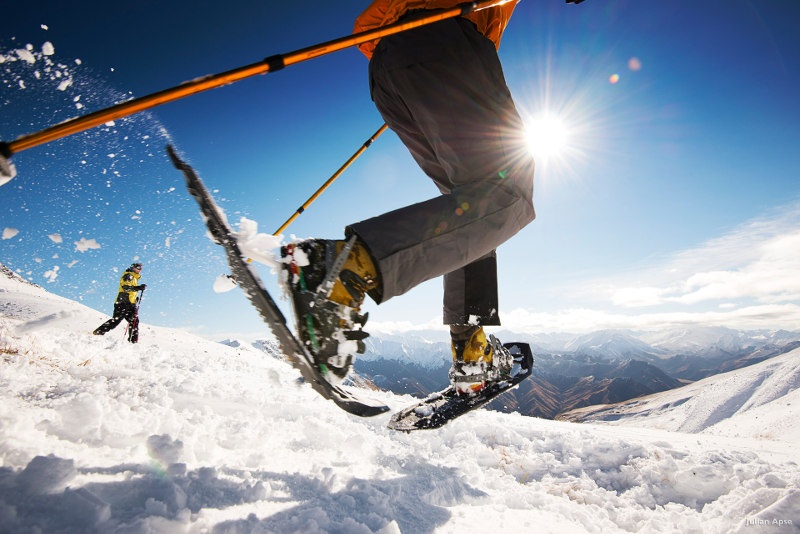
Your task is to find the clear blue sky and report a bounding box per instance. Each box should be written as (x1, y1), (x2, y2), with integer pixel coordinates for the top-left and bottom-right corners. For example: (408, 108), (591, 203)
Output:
(2, 1), (799, 340)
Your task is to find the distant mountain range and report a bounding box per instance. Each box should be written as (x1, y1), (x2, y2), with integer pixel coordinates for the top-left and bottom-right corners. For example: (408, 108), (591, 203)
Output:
(229, 325), (800, 421)
(557, 346), (800, 446)
(352, 327), (800, 419)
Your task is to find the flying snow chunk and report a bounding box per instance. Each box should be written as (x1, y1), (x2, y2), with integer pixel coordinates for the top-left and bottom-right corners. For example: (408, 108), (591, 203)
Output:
(235, 217), (283, 269)
(0, 163), (17, 185)
(42, 42), (55, 56)
(44, 265), (60, 283)
(213, 274), (237, 293)
(2, 228), (20, 240)
(48, 233), (63, 244)
(74, 238), (101, 252)
(15, 48), (36, 64)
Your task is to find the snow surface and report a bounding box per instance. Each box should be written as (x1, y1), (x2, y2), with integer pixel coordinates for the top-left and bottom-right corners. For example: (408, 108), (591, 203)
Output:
(561, 349), (800, 444)
(1, 269), (799, 533)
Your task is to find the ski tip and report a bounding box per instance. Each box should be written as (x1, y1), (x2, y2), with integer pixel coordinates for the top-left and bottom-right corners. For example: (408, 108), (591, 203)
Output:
(0, 142), (17, 185)
(165, 144), (195, 175)
(165, 144), (183, 168)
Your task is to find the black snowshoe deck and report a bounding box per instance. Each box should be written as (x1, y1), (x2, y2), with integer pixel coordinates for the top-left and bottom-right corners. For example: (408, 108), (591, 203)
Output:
(168, 145), (389, 418)
(388, 342), (534, 431)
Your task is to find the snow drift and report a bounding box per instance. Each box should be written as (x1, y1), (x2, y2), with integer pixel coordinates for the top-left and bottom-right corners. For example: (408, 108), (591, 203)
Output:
(1, 265), (798, 533)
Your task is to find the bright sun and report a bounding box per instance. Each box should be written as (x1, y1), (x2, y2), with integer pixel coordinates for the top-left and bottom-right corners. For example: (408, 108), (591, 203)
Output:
(525, 114), (569, 162)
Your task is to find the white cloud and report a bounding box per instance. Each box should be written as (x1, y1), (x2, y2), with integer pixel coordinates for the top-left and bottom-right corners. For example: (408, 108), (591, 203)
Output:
(501, 202), (800, 334)
(501, 304), (800, 334)
(370, 318), (446, 335)
(605, 202), (800, 309)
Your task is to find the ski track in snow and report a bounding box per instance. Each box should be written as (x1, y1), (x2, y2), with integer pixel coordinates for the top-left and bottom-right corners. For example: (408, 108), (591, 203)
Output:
(1, 272), (799, 534)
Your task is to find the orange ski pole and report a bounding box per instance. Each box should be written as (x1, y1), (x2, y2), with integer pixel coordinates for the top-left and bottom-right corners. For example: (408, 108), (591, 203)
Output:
(0, 0), (515, 181)
(273, 123), (388, 235)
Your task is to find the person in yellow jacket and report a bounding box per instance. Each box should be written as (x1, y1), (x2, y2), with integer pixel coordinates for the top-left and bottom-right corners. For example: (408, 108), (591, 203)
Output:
(281, 0), (535, 395)
(93, 263), (147, 343)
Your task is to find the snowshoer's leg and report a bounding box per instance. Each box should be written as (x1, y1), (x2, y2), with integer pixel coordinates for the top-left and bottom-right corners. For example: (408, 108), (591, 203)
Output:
(93, 303), (127, 335)
(280, 236), (380, 382)
(127, 313), (139, 343)
(349, 17), (535, 307)
(93, 318), (120, 336)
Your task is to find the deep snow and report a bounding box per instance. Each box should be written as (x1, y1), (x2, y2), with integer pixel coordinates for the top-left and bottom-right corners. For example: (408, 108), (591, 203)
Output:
(1, 266), (799, 533)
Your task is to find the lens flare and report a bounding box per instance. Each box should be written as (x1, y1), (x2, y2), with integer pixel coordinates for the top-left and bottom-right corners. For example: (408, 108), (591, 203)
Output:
(525, 115), (569, 162)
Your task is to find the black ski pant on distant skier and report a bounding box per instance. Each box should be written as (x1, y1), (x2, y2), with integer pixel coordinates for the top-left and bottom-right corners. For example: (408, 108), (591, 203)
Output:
(93, 300), (139, 343)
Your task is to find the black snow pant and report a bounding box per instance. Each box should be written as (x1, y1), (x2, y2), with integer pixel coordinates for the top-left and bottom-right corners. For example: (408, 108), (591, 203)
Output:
(94, 299), (139, 343)
(348, 16), (535, 325)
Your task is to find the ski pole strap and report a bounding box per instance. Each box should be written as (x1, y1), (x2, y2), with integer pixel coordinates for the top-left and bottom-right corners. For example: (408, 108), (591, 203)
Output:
(314, 235), (358, 308)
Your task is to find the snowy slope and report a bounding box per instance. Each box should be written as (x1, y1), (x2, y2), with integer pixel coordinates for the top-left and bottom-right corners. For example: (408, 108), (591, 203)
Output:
(559, 347), (800, 444)
(1, 267), (799, 533)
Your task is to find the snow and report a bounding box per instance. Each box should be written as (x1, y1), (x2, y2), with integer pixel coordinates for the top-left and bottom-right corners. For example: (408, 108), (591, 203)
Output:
(1, 267), (799, 533)
(2, 228), (19, 240)
(561, 348), (800, 444)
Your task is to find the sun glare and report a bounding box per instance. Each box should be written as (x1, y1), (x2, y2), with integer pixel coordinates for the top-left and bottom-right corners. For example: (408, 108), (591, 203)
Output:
(525, 114), (569, 163)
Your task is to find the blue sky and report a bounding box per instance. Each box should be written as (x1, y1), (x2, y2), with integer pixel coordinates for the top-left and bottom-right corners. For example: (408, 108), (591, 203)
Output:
(2, 1), (799, 341)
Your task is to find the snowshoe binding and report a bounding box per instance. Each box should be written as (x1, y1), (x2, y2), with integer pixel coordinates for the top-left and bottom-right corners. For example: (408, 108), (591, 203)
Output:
(280, 236), (379, 383)
(449, 325), (516, 395)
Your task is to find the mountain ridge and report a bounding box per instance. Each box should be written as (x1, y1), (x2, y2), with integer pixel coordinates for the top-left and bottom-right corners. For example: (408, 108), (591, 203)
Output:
(346, 327), (800, 419)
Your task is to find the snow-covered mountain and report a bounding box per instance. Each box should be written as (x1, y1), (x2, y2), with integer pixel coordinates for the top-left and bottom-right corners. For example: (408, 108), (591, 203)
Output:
(361, 334), (452, 370)
(558, 347), (800, 442)
(1, 263), (799, 533)
(361, 326), (800, 367)
(638, 325), (757, 354)
(346, 326), (800, 420)
(562, 329), (666, 359)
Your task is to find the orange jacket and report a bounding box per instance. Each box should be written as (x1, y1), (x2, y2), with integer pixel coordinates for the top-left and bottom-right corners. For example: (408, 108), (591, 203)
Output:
(354, 0), (517, 60)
